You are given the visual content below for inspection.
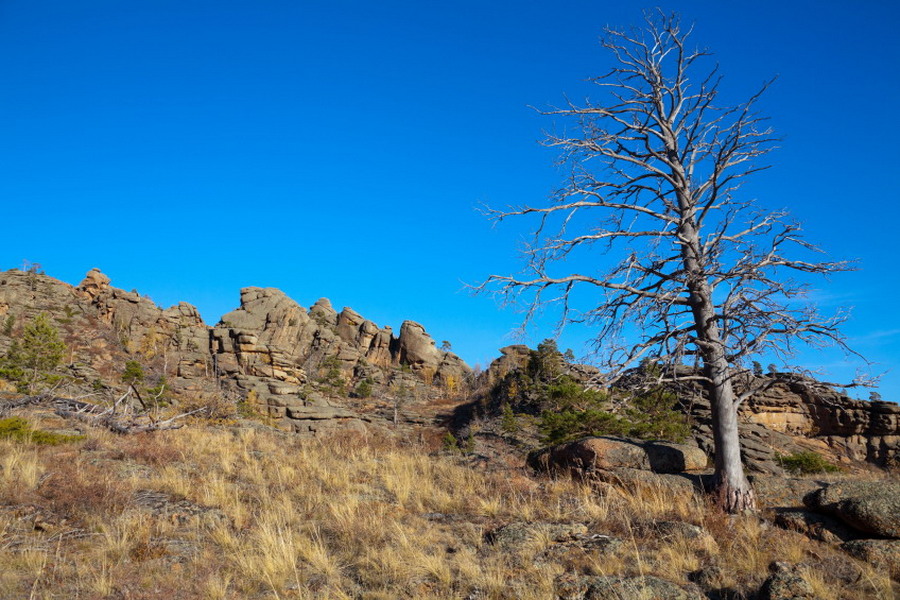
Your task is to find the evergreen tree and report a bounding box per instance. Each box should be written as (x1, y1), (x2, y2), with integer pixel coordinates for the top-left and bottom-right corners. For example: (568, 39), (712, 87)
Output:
(0, 313), (67, 393)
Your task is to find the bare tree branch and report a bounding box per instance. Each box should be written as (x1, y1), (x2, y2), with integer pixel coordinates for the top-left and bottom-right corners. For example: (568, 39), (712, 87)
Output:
(476, 11), (867, 513)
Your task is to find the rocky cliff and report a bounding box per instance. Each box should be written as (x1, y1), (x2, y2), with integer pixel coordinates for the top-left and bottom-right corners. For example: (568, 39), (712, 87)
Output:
(0, 267), (470, 435)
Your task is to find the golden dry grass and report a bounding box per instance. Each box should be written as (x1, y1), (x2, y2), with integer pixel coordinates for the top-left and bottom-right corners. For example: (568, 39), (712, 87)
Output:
(0, 418), (894, 599)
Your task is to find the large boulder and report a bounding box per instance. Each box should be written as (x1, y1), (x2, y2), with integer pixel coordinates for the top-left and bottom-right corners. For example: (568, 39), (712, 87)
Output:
(528, 436), (707, 477)
(396, 320), (443, 369)
(395, 320), (471, 383)
(805, 481), (900, 538)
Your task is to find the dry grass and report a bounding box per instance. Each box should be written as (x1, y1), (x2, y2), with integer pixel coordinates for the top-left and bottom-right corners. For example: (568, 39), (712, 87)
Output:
(0, 416), (895, 599)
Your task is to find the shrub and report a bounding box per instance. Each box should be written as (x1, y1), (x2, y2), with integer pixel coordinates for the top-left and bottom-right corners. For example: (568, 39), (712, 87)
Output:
(527, 338), (564, 380)
(2, 314), (14, 336)
(775, 451), (841, 475)
(621, 389), (691, 442)
(442, 432), (460, 453)
(354, 378), (373, 398)
(0, 417), (84, 445)
(539, 408), (624, 445)
(319, 356), (346, 394)
(537, 389), (690, 445)
(145, 376), (172, 406)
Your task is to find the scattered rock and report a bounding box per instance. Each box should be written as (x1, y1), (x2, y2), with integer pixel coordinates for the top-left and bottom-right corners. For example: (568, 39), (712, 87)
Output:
(487, 521), (587, 553)
(805, 481), (900, 538)
(133, 490), (227, 528)
(688, 565), (724, 590)
(559, 575), (705, 600)
(773, 509), (857, 543)
(650, 520), (717, 550)
(758, 561), (815, 600)
(841, 539), (900, 576)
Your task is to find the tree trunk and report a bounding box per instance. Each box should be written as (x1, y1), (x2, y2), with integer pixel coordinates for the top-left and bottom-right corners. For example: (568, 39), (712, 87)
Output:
(690, 289), (756, 512)
(708, 366), (756, 512)
(676, 200), (756, 512)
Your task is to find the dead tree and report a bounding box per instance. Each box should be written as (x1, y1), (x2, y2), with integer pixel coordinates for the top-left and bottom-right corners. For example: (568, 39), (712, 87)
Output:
(480, 12), (866, 512)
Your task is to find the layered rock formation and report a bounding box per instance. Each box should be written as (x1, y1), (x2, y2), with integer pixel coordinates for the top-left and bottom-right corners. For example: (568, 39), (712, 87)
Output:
(740, 377), (900, 465)
(209, 285), (470, 431)
(0, 268), (470, 435)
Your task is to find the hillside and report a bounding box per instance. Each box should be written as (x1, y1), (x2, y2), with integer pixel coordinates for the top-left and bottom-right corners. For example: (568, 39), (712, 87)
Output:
(0, 266), (898, 599)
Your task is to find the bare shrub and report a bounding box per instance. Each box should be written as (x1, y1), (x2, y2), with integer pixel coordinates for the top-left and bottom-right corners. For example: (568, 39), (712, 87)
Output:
(38, 461), (129, 518)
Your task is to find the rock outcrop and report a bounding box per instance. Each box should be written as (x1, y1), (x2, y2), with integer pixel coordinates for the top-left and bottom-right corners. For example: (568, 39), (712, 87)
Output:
(740, 377), (900, 466)
(527, 436), (708, 478)
(805, 481), (900, 539)
(682, 375), (900, 471)
(0, 268), (471, 436)
(209, 286), (471, 427)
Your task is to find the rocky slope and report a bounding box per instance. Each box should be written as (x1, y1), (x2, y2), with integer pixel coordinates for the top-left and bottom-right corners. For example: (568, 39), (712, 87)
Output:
(0, 267), (470, 435)
(477, 344), (899, 473)
(1, 266), (897, 464)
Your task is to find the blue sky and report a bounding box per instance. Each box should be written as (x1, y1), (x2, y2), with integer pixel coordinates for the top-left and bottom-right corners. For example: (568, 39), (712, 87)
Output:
(1, 1), (897, 400)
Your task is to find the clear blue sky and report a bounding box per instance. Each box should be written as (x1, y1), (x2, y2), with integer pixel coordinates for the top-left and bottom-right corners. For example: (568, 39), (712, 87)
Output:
(1, 1), (897, 400)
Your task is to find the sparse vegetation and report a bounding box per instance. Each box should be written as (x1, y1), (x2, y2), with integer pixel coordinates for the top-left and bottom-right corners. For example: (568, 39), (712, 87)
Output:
(2, 314), (14, 336)
(0, 416), (892, 599)
(775, 451), (842, 475)
(354, 378), (373, 398)
(489, 339), (691, 446)
(0, 416), (84, 445)
(121, 359), (144, 386)
(318, 355), (346, 394)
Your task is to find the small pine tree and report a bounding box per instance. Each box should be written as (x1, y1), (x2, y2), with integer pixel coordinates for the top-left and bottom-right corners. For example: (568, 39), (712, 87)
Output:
(122, 360), (145, 386)
(2, 315), (14, 336)
(0, 313), (66, 393)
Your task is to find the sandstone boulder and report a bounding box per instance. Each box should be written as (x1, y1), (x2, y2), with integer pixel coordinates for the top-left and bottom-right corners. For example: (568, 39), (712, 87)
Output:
(528, 436), (708, 477)
(396, 320), (443, 368)
(77, 268), (111, 297)
(805, 481), (900, 538)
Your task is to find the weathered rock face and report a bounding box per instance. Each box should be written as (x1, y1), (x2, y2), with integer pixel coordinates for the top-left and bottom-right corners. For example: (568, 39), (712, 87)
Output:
(210, 288), (471, 395)
(805, 481), (900, 539)
(0, 268), (471, 437)
(74, 268), (212, 382)
(681, 375), (900, 471)
(740, 377), (900, 465)
(485, 345), (531, 385)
